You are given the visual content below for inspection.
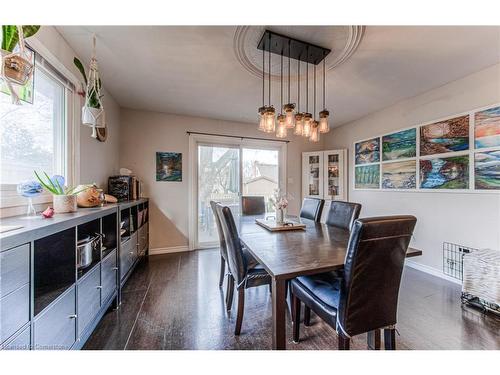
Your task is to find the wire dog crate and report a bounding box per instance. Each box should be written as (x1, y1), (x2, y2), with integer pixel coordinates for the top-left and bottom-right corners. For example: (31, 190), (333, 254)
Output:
(443, 242), (500, 315)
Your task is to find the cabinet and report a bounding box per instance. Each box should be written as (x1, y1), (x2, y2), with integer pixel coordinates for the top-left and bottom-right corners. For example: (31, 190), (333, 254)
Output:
(77, 265), (101, 337)
(302, 150), (347, 201)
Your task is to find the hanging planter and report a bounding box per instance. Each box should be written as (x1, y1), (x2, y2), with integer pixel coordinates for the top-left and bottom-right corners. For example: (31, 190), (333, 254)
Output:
(74, 35), (106, 140)
(1, 25), (40, 104)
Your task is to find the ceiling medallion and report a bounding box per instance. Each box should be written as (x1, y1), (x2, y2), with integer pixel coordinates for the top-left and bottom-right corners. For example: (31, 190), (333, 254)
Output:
(233, 25), (365, 80)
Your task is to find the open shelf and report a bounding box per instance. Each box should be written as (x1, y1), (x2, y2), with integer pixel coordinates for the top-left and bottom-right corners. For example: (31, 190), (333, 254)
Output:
(102, 213), (118, 259)
(120, 208), (131, 239)
(130, 205), (138, 234)
(77, 219), (101, 279)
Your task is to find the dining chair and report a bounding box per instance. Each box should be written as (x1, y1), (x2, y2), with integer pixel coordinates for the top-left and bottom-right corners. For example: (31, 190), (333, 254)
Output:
(291, 215), (417, 350)
(241, 196), (266, 215)
(325, 200), (362, 231)
(215, 202), (272, 335)
(299, 197), (325, 222)
(210, 201), (258, 311)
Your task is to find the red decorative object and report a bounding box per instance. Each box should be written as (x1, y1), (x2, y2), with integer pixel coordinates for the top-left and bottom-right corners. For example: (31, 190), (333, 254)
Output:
(41, 206), (54, 218)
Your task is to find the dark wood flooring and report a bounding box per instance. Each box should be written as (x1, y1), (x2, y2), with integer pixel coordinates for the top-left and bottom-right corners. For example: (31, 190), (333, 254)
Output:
(84, 249), (500, 350)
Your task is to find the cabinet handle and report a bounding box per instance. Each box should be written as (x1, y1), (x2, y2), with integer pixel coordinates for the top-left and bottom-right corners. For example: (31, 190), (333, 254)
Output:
(68, 314), (78, 319)
(96, 285), (103, 289)
(129, 251), (134, 255)
(112, 267), (119, 270)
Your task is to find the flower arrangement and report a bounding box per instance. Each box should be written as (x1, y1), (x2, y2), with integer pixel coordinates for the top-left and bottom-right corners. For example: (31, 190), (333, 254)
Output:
(34, 171), (88, 213)
(270, 189), (288, 210)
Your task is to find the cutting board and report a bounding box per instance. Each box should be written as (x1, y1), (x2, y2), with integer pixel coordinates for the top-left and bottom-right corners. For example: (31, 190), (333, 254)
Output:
(255, 219), (306, 232)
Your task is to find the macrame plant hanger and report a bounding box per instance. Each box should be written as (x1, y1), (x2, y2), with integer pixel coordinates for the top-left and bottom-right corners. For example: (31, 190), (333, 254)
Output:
(1, 26), (34, 105)
(82, 34), (105, 138)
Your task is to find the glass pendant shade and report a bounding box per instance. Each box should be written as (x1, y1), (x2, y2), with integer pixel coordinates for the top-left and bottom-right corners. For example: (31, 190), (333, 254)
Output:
(258, 106), (266, 132)
(319, 110), (330, 133)
(303, 113), (312, 137)
(284, 104), (295, 128)
(276, 114), (287, 138)
(310, 121), (320, 142)
(264, 107), (276, 133)
(294, 113), (304, 135)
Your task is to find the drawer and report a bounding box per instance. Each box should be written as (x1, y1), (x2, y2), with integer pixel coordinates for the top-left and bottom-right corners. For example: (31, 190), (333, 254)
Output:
(101, 249), (118, 302)
(120, 238), (134, 279)
(131, 231), (139, 257)
(1, 243), (30, 298)
(77, 265), (101, 337)
(138, 224), (148, 255)
(2, 326), (30, 350)
(34, 285), (76, 350)
(0, 283), (30, 344)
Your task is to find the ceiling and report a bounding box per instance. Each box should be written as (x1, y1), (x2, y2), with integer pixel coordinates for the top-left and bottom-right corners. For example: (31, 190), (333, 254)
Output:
(56, 26), (500, 127)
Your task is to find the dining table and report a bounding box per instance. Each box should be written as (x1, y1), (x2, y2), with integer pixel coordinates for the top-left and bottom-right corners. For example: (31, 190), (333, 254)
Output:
(237, 214), (423, 350)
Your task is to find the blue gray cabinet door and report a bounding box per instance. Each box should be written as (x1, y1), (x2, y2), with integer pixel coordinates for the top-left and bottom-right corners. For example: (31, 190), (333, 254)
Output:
(0, 243), (29, 298)
(101, 249), (117, 302)
(77, 265), (101, 337)
(120, 238), (133, 280)
(0, 283), (30, 344)
(34, 286), (76, 350)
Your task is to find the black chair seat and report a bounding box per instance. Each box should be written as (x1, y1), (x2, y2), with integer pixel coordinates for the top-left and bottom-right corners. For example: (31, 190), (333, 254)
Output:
(242, 246), (259, 270)
(291, 272), (341, 326)
(246, 265), (272, 288)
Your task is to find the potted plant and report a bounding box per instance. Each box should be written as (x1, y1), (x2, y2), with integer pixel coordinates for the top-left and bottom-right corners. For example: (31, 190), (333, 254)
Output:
(34, 171), (88, 213)
(1, 25), (40, 85)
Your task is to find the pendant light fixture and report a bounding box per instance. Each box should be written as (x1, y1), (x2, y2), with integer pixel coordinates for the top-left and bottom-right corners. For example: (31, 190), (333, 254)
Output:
(276, 50), (287, 138)
(319, 57), (330, 133)
(309, 64), (320, 142)
(294, 56), (304, 136)
(255, 30), (331, 139)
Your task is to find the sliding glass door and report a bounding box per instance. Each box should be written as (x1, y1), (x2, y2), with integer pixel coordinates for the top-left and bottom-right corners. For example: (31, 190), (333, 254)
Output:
(191, 135), (286, 249)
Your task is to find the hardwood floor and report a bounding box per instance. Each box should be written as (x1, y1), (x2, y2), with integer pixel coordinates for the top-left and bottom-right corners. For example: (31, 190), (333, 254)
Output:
(84, 249), (500, 350)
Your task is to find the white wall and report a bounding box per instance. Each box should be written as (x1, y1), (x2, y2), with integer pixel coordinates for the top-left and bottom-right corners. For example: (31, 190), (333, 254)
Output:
(119, 109), (324, 250)
(34, 26), (121, 188)
(324, 63), (500, 274)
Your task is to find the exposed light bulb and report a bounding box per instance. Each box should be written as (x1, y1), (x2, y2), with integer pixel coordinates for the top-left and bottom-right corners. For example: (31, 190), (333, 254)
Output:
(294, 113), (304, 136)
(283, 103), (295, 128)
(276, 114), (287, 138)
(303, 113), (312, 137)
(264, 107), (276, 133)
(319, 110), (330, 133)
(258, 106), (266, 132)
(310, 121), (320, 142)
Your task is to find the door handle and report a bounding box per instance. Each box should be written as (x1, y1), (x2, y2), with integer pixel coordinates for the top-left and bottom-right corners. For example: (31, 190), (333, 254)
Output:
(112, 267), (118, 271)
(96, 286), (103, 289)
(68, 314), (78, 319)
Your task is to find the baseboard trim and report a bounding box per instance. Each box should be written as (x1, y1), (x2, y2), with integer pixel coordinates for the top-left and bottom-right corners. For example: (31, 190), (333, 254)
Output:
(149, 246), (190, 255)
(405, 260), (462, 285)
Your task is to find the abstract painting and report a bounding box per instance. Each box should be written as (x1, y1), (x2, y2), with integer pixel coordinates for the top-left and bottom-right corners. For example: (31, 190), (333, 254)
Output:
(355, 164), (380, 189)
(475, 150), (500, 190)
(420, 115), (469, 156)
(420, 155), (469, 189)
(382, 161), (416, 189)
(156, 152), (182, 181)
(475, 106), (500, 149)
(355, 137), (380, 164)
(382, 128), (417, 161)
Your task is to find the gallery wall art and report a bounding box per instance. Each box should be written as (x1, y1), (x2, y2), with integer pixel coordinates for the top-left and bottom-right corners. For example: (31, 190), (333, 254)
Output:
(382, 128), (417, 161)
(355, 164), (380, 189)
(355, 138), (380, 164)
(420, 156), (469, 189)
(156, 152), (182, 182)
(475, 106), (500, 149)
(382, 161), (416, 189)
(420, 115), (470, 156)
(475, 150), (500, 190)
(353, 103), (500, 192)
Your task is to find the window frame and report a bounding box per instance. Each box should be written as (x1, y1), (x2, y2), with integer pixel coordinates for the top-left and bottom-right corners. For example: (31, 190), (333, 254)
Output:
(0, 45), (79, 211)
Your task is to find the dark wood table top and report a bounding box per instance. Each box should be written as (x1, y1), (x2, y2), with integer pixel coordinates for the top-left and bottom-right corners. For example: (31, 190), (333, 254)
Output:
(238, 215), (422, 280)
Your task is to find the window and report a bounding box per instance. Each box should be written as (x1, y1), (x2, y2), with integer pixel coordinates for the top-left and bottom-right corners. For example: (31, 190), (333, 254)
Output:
(0, 52), (74, 208)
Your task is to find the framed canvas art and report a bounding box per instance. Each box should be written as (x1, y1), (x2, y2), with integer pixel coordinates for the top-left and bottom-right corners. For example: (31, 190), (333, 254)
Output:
(419, 155), (469, 189)
(355, 164), (380, 189)
(355, 137), (380, 164)
(382, 128), (416, 161)
(420, 115), (469, 156)
(156, 152), (182, 181)
(475, 106), (500, 149)
(382, 160), (416, 189)
(475, 150), (500, 190)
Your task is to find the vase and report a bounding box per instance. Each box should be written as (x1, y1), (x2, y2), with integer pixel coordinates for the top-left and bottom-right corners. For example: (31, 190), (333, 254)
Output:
(53, 195), (77, 213)
(82, 106), (105, 127)
(276, 208), (285, 224)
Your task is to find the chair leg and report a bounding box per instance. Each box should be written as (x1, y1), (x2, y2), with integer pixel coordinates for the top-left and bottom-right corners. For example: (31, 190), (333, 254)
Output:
(338, 333), (350, 350)
(367, 329), (381, 350)
(304, 306), (311, 326)
(226, 275), (234, 311)
(219, 256), (225, 287)
(292, 293), (301, 343)
(384, 328), (396, 350)
(234, 288), (245, 335)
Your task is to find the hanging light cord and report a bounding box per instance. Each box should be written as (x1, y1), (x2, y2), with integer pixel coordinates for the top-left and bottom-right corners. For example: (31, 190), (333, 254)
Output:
(288, 40), (291, 104)
(268, 33), (271, 106)
(297, 56), (300, 112)
(306, 47), (309, 113)
(314, 64), (316, 119)
(281, 50), (283, 112)
(262, 41), (265, 107)
(323, 57), (326, 110)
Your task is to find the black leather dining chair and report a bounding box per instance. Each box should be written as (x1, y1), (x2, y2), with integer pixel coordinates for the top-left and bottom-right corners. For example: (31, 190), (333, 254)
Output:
(291, 215), (417, 350)
(215, 202), (272, 335)
(325, 200), (362, 230)
(210, 201), (258, 311)
(241, 196), (266, 215)
(299, 198), (325, 222)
